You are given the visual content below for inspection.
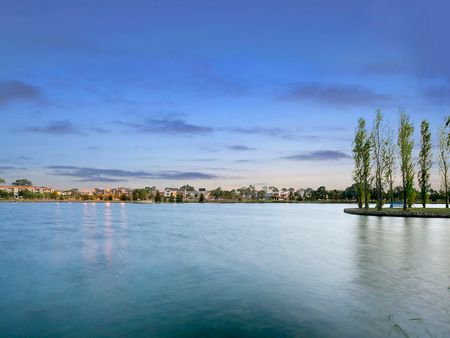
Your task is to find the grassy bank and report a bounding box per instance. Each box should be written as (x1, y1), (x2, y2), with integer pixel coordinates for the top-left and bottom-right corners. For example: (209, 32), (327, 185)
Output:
(344, 207), (450, 218)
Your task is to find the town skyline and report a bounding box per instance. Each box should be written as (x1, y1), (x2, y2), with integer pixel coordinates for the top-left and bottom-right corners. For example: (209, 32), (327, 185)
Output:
(1, 1), (449, 189)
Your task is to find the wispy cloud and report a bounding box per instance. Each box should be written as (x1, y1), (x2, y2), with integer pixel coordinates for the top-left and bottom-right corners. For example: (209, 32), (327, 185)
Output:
(21, 121), (112, 135)
(116, 118), (213, 136)
(90, 126), (110, 134)
(222, 126), (295, 139)
(0, 80), (43, 106)
(361, 62), (404, 76)
(23, 120), (83, 135)
(280, 82), (391, 107)
(281, 150), (351, 161)
(228, 145), (256, 151)
(0, 165), (26, 172)
(47, 165), (219, 182)
(423, 85), (450, 103)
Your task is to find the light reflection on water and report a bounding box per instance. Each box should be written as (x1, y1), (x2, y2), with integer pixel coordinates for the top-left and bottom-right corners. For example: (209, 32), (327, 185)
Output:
(0, 203), (449, 337)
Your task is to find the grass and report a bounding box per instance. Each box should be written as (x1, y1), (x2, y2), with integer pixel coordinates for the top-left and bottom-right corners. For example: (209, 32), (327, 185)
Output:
(344, 207), (450, 218)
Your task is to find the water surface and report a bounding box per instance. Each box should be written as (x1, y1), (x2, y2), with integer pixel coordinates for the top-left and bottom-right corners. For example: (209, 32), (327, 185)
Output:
(1, 203), (449, 337)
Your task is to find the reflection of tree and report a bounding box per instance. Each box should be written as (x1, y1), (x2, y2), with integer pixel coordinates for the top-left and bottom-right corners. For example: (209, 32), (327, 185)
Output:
(352, 216), (450, 336)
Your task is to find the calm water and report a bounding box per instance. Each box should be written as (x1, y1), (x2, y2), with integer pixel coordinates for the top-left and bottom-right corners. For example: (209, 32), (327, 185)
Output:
(0, 203), (449, 337)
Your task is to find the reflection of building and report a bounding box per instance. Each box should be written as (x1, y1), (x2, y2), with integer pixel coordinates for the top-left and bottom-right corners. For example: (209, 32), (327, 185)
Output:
(0, 185), (54, 198)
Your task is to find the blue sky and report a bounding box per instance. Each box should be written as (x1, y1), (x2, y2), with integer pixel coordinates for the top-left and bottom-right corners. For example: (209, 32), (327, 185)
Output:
(1, 0), (449, 190)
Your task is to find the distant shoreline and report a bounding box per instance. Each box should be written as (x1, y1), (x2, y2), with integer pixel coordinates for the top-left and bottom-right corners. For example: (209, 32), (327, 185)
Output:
(0, 199), (354, 204)
(344, 207), (450, 218)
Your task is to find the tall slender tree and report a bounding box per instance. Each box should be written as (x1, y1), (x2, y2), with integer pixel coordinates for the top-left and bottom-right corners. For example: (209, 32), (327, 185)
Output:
(397, 111), (415, 211)
(439, 126), (449, 208)
(353, 118), (371, 209)
(353, 119), (365, 208)
(417, 120), (432, 208)
(371, 110), (386, 211)
(383, 128), (396, 208)
(447, 116), (450, 147)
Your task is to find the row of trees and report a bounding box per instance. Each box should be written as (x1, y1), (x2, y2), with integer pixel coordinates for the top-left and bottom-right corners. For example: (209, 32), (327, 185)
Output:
(0, 178), (33, 186)
(353, 111), (449, 211)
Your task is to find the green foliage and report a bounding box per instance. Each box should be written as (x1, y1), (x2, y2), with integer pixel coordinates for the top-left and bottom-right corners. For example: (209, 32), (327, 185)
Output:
(199, 193), (205, 202)
(0, 190), (13, 199)
(371, 110), (387, 211)
(398, 111), (415, 211)
(12, 179), (32, 186)
(316, 186), (327, 199)
(353, 118), (371, 208)
(210, 187), (223, 200)
(176, 192), (184, 202)
(19, 189), (44, 199)
(168, 194), (175, 203)
(257, 190), (265, 200)
(418, 120), (432, 207)
(407, 188), (416, 208)
(439, 125), (450, 208)
(48, 191), (59, 199)
(132, 188), (149, 201)
(343, 184), (358, 200)
(120, 194), (129, 201)
(0, 178), (5, 184)
(154, 191), (162, 203)
(383, 128), (396, 207)
(179, 185), (195, 191)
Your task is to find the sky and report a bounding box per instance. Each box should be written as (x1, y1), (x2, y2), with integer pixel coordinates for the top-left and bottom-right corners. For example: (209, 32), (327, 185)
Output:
(1, 0), (449, 190)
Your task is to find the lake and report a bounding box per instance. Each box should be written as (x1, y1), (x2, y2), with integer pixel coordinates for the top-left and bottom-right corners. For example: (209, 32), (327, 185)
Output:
(0, 202), (449, 337)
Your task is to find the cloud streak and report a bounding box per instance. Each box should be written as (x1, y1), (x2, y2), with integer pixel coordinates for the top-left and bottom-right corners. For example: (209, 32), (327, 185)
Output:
(0, 80), (43, 106)
(423, 85), (450, 103)
(47, 165), (219, 182)
(228, 145), (256, 151)
(281, 150), (351, 161)
(280, 82), (390, 107)
(222, 126), (295, 139)
(23, 120), (83, 135)
(116, 118), (213, 136)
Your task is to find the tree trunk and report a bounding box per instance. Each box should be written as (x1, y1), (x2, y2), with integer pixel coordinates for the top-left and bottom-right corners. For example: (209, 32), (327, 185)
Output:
(446, 184), (449, 209)
(364, 178), (369, 209)
(389, 181), (394, 208)
(402, 174), (407, 211)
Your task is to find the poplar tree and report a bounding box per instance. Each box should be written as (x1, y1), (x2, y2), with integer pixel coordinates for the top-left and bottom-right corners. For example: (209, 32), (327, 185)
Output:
(353, 118), (371, 209)
(439, 126), (449, 208)
(371, 110), (386, 211)
(353, 119), (365, 208)
(383, 128), (396, 208)
(417, 120), (432, 208)
(398, 111), (415, 211)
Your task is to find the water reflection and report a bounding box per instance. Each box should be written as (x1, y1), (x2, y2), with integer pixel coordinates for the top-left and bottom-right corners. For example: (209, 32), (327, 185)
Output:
(354, 215), (450, 336)
(119, 203), (128, 252)
(82, 202), (98, 263)
(1, 203), (450, 337)
(104, 203), (113, 264)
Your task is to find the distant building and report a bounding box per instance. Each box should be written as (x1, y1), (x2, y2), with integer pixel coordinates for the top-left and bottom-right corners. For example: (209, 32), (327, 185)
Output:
(198, 188), (209, 199)
(279, 189), (290, 200)
(164, 188), (178, 198)
(0, 186), (54, 198)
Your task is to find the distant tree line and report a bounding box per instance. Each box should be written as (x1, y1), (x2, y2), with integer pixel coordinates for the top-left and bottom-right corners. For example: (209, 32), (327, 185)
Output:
(353, 110), (449, 211)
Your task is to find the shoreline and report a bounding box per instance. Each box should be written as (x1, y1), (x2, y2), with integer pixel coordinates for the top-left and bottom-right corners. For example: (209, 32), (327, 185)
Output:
(0, 199), (354, 204)
(344, 207), (450, 218)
